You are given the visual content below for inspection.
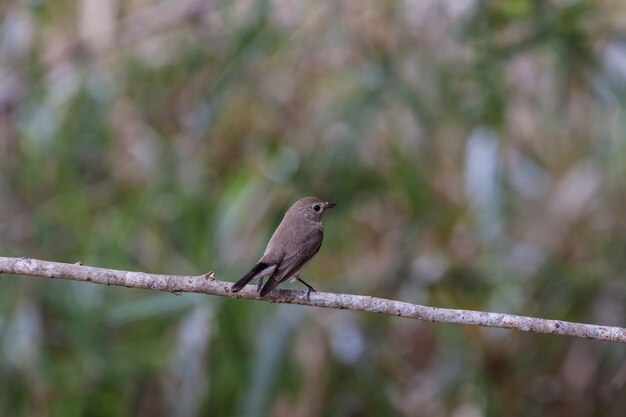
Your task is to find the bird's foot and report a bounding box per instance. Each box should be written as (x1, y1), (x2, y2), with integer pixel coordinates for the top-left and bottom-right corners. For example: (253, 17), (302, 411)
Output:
(305, 286), (317, 301)
(296, 277), (317, 301)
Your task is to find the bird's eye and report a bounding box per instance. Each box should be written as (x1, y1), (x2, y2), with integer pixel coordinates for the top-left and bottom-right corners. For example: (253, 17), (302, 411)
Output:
(312, 204), (321, 212)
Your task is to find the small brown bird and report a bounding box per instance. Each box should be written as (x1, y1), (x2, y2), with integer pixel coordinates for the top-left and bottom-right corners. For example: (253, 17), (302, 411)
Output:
(231, 196), (336, 298)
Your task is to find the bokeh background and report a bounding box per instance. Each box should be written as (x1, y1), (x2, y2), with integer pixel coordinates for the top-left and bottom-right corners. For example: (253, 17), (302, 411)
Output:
(1, 0), (626, 416)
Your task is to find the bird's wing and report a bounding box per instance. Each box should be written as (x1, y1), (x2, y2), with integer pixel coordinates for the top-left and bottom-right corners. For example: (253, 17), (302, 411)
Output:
(259, 228), (323, 297)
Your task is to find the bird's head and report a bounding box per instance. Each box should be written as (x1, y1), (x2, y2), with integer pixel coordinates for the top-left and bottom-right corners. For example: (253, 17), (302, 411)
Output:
(288, 196), (337, 222)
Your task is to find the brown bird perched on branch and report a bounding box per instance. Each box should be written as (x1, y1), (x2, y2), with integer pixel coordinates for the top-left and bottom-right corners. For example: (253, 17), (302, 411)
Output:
(231, 196), (336, 299)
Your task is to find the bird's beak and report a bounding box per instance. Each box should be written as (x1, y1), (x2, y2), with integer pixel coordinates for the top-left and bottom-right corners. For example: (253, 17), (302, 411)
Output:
(325, 202), (337, 209)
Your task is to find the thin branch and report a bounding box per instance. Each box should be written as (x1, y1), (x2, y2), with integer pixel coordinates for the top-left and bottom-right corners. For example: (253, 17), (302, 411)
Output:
(1, 256), (625, 344)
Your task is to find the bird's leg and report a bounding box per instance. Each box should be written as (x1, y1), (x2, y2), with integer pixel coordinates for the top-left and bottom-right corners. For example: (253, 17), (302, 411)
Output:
(256, 276), (264, 293)
(295, 275), (317, 301)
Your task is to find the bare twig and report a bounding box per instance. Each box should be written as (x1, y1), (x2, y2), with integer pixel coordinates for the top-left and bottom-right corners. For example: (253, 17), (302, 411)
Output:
(1, 256), (625, 343)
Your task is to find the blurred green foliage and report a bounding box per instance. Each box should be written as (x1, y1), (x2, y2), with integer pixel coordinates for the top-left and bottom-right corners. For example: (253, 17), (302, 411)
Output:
(1, 0), (626, 416)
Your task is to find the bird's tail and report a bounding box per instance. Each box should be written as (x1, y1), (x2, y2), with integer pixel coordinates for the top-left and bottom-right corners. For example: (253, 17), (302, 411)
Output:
(259, 268), (287, 297)
(231, 262), (272, 292)
(259, 277), (280, 297)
